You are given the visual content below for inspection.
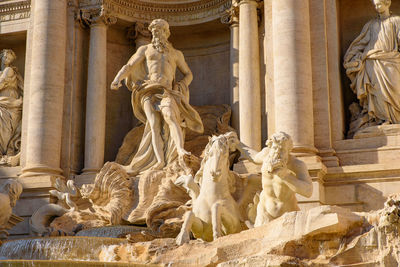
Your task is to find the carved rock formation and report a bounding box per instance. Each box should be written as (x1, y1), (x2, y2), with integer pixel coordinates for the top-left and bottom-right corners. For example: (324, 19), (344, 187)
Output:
(99, 199), (400, 266)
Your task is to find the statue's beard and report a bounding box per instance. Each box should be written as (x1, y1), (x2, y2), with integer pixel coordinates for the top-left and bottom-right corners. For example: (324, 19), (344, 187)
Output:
(152, 35), (168, 53)
(265, 149), (288, 173)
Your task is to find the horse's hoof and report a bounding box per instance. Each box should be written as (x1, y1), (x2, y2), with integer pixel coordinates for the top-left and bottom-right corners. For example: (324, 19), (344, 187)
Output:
(176, 231), (190, 245)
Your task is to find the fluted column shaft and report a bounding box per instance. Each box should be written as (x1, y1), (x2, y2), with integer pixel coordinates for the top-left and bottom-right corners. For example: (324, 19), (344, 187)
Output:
(82, 19), (108, 174)
(238, 0), (261, 150)
(230, 17), (240, 132)
(272, 0), (316, 155)
(21, 0), (67, 177)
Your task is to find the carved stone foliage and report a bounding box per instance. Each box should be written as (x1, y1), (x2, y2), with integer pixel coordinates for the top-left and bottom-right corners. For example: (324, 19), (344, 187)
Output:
(0, 0), (30, 23)
(79, 6), (117, 27)
(79, 0), (231, 26)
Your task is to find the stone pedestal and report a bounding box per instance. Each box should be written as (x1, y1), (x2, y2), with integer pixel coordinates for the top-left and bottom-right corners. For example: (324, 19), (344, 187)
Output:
(21, 0), (67, 177)
(238, 0), (261, 150)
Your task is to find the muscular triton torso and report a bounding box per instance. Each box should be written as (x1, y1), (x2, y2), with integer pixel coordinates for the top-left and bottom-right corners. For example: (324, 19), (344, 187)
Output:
(259, 169), (298, 218)
(145, 45), (177, 89)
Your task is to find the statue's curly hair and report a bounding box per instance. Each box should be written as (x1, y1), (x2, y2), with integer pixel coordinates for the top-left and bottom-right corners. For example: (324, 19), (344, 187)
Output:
(0, 49), (16, 63)
(265, 131), (293, 151)
(371, 0), (391, 6)
(148, 19), (170, 38)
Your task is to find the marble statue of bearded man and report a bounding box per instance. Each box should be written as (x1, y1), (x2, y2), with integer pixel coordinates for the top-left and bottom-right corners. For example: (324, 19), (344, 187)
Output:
(0, 49), (23, 165)
(111, 19), (204, 175)
(344, 0), (400, 125)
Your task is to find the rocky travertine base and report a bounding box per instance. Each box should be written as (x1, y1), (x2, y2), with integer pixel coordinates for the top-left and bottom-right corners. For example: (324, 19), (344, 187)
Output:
(99, 197), (400, 266)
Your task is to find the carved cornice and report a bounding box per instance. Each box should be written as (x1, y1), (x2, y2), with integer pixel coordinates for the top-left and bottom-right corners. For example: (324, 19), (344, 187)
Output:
(79, 0), (231, 26)
(0, 0), (31, 23)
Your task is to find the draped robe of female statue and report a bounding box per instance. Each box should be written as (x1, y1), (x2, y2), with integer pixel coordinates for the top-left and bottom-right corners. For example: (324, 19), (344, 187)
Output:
(0, 55), (23, 164)
(344, 15), (400, 124)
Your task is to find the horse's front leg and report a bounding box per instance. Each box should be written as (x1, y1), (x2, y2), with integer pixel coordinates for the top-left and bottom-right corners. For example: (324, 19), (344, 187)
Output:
(176, 211), (203, 245)
(211, 203), (222, 241)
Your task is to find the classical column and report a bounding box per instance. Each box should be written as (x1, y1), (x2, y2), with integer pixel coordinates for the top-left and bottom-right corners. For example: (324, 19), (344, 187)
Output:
(238, 0), (261, 150)
(81, 10), (116, 175)
(20, 0), (36, 168)
(272, 0), (317, 155)
(222, 2), (240, 132)
(21, 0), (67, 177)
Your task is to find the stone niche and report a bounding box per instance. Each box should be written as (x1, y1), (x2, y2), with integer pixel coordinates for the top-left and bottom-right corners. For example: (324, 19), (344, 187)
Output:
(0, 31), (26, 174)
(317, 0), (400, 213)
(105, 19), (230, 162)
(339, 0), (400, 136)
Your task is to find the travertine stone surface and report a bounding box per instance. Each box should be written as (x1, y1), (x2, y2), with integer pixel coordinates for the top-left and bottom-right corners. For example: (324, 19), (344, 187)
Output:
(21, 0), (67, 177)
(83, 10), (116, 174)
(111, 19), (204, 175)
(344, 0), (400, 133)
(238, 0), (261, 150)
(272, 0), (316, 155)
(0, 49), (23, 166)
(248, 132), (312, 226)
(99, 205), (370, 266)
(221, 1), (239, 132)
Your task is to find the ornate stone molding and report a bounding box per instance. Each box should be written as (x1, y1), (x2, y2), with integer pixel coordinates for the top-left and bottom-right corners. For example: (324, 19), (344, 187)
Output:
(79, 0), (231, 26)
(0, 0), (31, 23)
(126, 21), (151, 47)
(220, 0), (238, 26)
(80, 7), (117, 27)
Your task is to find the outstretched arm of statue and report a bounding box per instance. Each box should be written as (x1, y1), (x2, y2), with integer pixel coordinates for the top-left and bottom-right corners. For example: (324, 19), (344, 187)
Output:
(176, 50), (193, 87)
(276, 157), (312, 198)
(111, 46), (147, 90)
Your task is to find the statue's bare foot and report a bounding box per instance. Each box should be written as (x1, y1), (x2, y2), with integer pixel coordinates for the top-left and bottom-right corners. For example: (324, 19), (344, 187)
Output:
(178, 148), (191, 158)
(176, 229), (190, 245)
(149, 161), (164, 171)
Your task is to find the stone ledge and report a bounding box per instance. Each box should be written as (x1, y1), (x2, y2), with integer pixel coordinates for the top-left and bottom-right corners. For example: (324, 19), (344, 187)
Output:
(17, 175), (57, 190)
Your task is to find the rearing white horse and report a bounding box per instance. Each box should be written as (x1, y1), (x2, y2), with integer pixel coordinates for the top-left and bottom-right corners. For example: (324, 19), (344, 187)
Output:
(175, 132), (243, 244)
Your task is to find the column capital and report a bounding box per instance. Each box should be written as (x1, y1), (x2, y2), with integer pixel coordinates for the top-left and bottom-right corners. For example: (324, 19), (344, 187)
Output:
(126, 21), (152, 46)
(237, 0), (261, 6)
(79, 7), (117, 28)
(221, 1), (239, 26)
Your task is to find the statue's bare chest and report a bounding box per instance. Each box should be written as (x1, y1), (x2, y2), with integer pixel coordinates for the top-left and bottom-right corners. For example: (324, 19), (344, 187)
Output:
(146, 47), (174, 65)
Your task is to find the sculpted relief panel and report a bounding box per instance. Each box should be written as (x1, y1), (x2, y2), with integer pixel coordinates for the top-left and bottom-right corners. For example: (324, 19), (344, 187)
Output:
(79, 0), (231, 26)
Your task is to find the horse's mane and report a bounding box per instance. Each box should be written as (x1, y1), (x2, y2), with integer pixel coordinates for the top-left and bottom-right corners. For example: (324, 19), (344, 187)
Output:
(194, 135), (236, 193)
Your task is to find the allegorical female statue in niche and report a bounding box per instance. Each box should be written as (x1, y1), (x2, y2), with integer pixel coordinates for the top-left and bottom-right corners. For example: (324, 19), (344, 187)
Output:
(344, 0), (400, 135)
(0, 49), (23, 166)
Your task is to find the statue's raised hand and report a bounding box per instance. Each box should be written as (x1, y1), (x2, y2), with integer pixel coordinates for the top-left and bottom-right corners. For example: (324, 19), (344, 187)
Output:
(111, 78), (122, 90)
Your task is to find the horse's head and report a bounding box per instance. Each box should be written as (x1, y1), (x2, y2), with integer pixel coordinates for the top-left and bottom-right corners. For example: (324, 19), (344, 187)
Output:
(206, 135), (230, 182)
